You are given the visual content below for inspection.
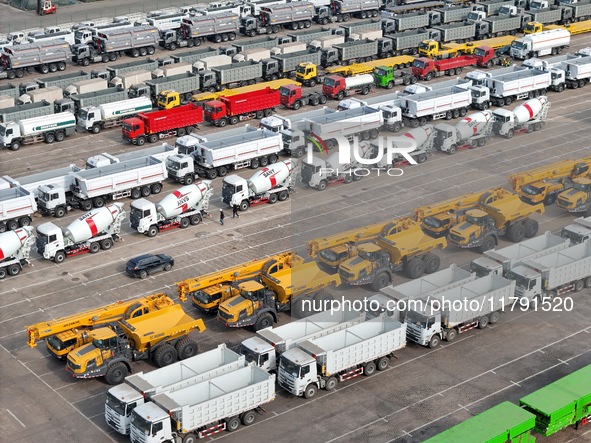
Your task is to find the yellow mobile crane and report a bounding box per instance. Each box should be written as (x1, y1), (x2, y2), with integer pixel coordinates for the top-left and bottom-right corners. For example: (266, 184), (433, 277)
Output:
(25, 293), (175, 359)
(324, 55), (415, 77)
(176, 252), (296, 312)
(525, 19), (591, 35)
(192, 78), (300, 105)
(557, 173), (591, 217)
(508, 157), (591, 206)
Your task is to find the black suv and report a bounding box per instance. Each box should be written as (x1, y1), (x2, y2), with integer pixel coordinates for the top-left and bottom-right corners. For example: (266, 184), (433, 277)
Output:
(126, 254), (174, 279)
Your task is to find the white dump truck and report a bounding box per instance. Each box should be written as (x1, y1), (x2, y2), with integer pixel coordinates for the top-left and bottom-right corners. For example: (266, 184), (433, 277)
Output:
(278, 315), (406, 399)
(63, 78), (107, 97)
(129, 364), (275, 441)
(561, 216), (591, 246)
(510, 29), (571, 60)
(86, 144), (178, 168)
(151, 62), (192, 79)
(130, 181), (213, 237)
(560, 55), (591, 89)
(0, 226), (35, 279)
(433, 110), (494, 154)
(406, 274), (516, 348)
(0, 112), (76, 151)
(491, 96), (550, 139)
(36, 203), (125, 263)
(239, 310), (367, 372)
(469, 231), (571, 278)
(483, 69), (551, 108)
(18, 85), (64, 105)
(192, 55), (232, 72)
(78, 97), (153, 133)
(37, 157), (167, 216)
(507, 240), (591, 300)
(2, 165), (82, 201)
(399, 85), (471, 127)
(221, 160), (293, 211)
(232, 48), (271, 63)
(105, 344), (244, 435)
(0, 186), (37, 232)
(110, 70), (152, 89)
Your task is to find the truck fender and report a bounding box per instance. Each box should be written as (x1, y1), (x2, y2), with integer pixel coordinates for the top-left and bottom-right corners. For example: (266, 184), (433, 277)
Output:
(258, 308), (277, 323)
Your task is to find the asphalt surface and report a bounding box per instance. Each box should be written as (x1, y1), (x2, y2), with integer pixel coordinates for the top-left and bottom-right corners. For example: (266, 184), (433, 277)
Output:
(0, 13), (590, 443)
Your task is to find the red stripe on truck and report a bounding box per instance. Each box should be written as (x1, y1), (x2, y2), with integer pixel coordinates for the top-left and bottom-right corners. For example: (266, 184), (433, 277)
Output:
(85, 216), (99, 237)
(523, 103), (534, 119)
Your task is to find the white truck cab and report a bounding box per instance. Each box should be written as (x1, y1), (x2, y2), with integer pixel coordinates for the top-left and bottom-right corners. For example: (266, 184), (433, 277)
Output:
(239, 336), (276, 372)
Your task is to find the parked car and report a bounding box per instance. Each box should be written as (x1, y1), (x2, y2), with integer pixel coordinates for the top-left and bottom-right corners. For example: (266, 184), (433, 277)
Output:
(125, 253), (174, 279)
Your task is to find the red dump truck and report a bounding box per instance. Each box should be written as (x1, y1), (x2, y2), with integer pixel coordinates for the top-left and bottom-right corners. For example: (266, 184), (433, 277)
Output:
(412, 46), (497, 81)
(203, 87), (280, 127)
(121, 103), (203, 145)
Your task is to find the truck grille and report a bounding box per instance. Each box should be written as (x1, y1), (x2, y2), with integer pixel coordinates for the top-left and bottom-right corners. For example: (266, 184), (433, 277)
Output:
(338, 268), (352, 280)
(278, 372), (294, 390)
(218, 309), (232, 321)
(67, 360), (81, 371)
(406, 326), (421, 341)
(448, 233), (464, 243)
(557, 197), (572, 208)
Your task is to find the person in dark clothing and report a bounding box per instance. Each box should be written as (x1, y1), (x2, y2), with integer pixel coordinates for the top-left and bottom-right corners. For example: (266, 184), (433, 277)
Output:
(232, 204), (239, 218)
(219, 208), (225, 225)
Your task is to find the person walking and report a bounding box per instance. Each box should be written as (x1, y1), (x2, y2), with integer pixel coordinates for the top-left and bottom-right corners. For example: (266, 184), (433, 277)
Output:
(219, 208), (225, 226)
(232, 204), (239, 218)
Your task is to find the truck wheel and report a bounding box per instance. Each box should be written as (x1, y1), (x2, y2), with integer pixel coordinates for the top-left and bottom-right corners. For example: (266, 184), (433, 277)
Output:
(429, 335), (440, 349)
(136, 136), (146, 146)
(91, 125), (101, 134)
(336, 91), (345, 100)
(169, 42), (177, 51)
(505, 129), (514, 139)
(254, 313), (274, 331)
(486, 60), (493, 69)
(9, 141), (20, 151)
(269, 193), (278, 204)
(82, 58), (90, 66)
(184, 175), (194, 185)
(405, 257), (426, 279)
(49, 63), (58, 73)
(109, 53), (117, 62)
(151, 183), (162, 194)
(153, 344), (178, 367)
(240, 201), (250, 211)
(259, 156), (269, 167)
(292, 100), (301, 110)
(93, 197), (105, 208)
(524, 219), (539, 238)
(89, 243), (100, 254)
(241, 410), (257, 426)
(478, 315), (489, 329)
(7, 264), (21, 276)
(229, 116), (239, 125)
(479, 236), (496, 253)
(361, 86), (370, 95)
(55, 207), (66, 218)
(364, 361), (376, 376)
(445, 111), (453, 120)
(141, 186), (151, 197)
(304, 384), (317, 399)
(101, 55), (110, 63)
(585, 276), (591, 288)
(54, 251), (66, 263)
(206, 169), (217, 180)
(147, 226), (158, 237)
(180, 218), (190, 229)
(218, 118), (227, 127)
(446, 328), (457, 342)
(250, 158), (260, 169)
(489, 311), (500, 324)
(425, 72), (433, 81)
(131, 188), (142, 199)
(226, 416), (241, 432)
(7, 219), (18, 231)
(308, 79), (317, 87)
(182, 434), (197, 443)
(574, 280), (585, 292)
(105, 362), (128, 385)
(7, 70), (15, 79)
(325, 377), (338, 391)
(147, 46), (155, 55)
(175, 337), (198, 360)
(0, 223), (5, 233)
(278, 190), (289, 201)
(371, 273), (389, 291)
(148, 134), (158, 143)
(317, 180), (328, 191)
(390, 122), (402, 133)
(417, 153), (427, 164)
(0, 269), (5, 279)
(376, 356), (390, 371)
(131, 48), (140, 58)
(45, 133), (55, 144)
(101, 238), (113, 250)
(139, 47), (148, 56)
(424, 253), (440, 274)
(508, 223), (526, 243)
(190, 214), (202, 225)
(293, 147), (304, 158)
(344, 175), (353, 184)
(40, 64), (49, 74)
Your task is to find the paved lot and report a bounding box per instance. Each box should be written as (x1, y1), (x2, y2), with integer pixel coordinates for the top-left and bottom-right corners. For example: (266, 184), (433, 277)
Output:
(0, 19), (590, 443)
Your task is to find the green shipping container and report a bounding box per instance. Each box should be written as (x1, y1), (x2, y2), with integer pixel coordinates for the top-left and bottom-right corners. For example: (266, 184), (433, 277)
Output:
(423, 402), (536, 443)
(520, 365), (591, 437)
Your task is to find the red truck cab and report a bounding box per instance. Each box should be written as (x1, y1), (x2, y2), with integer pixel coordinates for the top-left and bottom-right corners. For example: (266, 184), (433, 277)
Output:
(322, 75), (345, 99)
(411, 57), (437, 80)
(204, 88), (280, 127)
(279, 84), (302, 107)
(203, 100), (227, 125)
(121, 118), (144, 143)
(472, 46), (496, 68)
(40, 0), (57, 15)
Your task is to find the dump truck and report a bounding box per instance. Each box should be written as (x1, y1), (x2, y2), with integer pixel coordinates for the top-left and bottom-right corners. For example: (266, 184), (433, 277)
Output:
(25, 293), (174, 360)
(411, 48), (497, 81)
(385, 30), (434, 57)
(560, 54), (591, 89)
(109, 70), (152, 90)
(399, 85), (471, 127)
(36, 70), (90, 89)
(320, 39), (378, 68)
(287, 27), (335, 43)
(85, 144), (178, 169)
(240, 2), (315, 37)
(0, 41), (69, 79)
(491, 96), (550, 138)
(164, 14), (240, 49)
(197, 60), (263, 92)
(557, 175), (591, 216)
(193, 54), (233, 72)
(78, 97), (153, 134)
(171, 47), (221, 64)
(322, 73), (374, 100)
(0, 226), (34, 279)
(121, 103), (203, 145)
(36, 203), (126, 263)
(478, 69), (551, 108)
(338, 222), (447, 290)
(508, 157), (591, 205)
(279, 83), (327, 110)
(37, 157), (167, 216)
(204, 87), (280, 127)
(69, 87), (128, 112)
(560, 216), (591, 245)
(507, 240), (591, 300)
(471, 14), (524, 40)
(263, 50), (322, 80)
(328, 0), (381, 22)
(18, 85), (63, 105)
(2, 165), (81, 201)
(129, 364), (274, 441)
(66, 304), (206, 384)
(238, 310), (366, 372)
(0, 187), (37, 233)
(0, 101), (54, 124)
(0, 84), (19, 100)
(167, 126), (283, 181)
(221, 160), (293, 211)
(382, 12), (431, 33)
(232, 48), (271, 63)
(278, 315), (407, 398)
(129, 72), (201, 108)
(0, 111), (76, 151)
(510, 28), (571, 60)
(130, 181), (213, 237)
(308, 34), (346, 52)
(105, 344), (244, 435)
(105, 58), (160, 80)
(429, 22), (476, 43)
(432, 110), (493, 154)
(63, 78), (107, 98)
(469, 231), (571, 278)
(406, 274), (515, 348)
(448, 191), (545, 252)
(217, 256), (342, 328)
(72, 26), (159, 65)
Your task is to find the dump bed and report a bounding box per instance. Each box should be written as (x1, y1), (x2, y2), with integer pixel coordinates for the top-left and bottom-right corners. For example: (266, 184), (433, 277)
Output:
(145, 72), (200, 96)
(170, 47), (219, 64)
(298, 316), (406, 375)
(36, 70), (90, 89)
(181, 14), (240, 38)
(434, 5), (472, 23)
(5, 165), (80, 199)
(1, 41), (70, 68)
(71, 156), (167, 199)
(0, 186), (37, 222)
(389, 30), (432, 51)
(125, 344), (244, 399)
(0, 100), (53, 123)
(263, 260), (341, 298)
(377, 225), (447, 264)
(304, 105), (383, 137)
(232, 37), (279, 52)
(561, 55), (591, 80)
(401, 86), (472, 117)
(0, 84), (20, 100)
(273, 50), (321, 73)
(287, 28), (334, 44)
(213, 61), (263, 85)
(334, 39), (378, 61)
(151, 364), (275, 429)
(70, 87), (127, 111)
(486, 68), (551, 97)
(481, 193), (544, 227)
(106, 58), (159, 78)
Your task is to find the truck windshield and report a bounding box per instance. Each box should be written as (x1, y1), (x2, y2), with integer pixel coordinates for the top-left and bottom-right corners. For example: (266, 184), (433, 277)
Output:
(323, 77), (335, 88)
(121, 122), (132, 132)
(560, 228), (586, 245)
(406, 310), (429, 328)
(374, 67), (387, 77)
(221, 180), (236, 194)
(129, 205), (144, 221)
(411, 59), (425, 69)
(105, 391), (128, 416)
(506, 271), (533, 290)
(203, 104), (215, 114)
(465, 214), (484, 225)
(92, 338), (109, 349)
(0, 125), (6, 137)
(319, 249), (339, 262)
(521, 184), (542, 196)
(280, 87), (290, 97)
(295, 65), (306, 74)
(471, 89), (486, 98)
(238, 344), (260, 365)
(357, 249), (371, 261)
(418, 42), (429, 52)
(78, 109), (89, 120)
(166, 158), (180, 171)
(511, 41), (525, 50)
(573, 182), (591, 192)
(498, 6), (511, 14)
(473, 47), (485, 58)
(279, 356), (301, 377)
(131, 411), (153, 435)
(468, 262), (491, 278)
(423, 217), (444, 229)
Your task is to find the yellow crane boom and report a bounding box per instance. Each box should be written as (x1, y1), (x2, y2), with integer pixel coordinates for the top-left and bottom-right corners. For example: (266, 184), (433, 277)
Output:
(192, 78), (300, 103)
(325, 55), (414, 77)
(508, 157), (591, 192)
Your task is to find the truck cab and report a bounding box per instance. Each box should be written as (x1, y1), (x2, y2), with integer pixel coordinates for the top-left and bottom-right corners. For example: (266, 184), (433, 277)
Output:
(221, 175), (249, 208)
(217, 280), (277, 329)
(279, 84), (303, 108)
(296, 62), (320, 86)
(35, 222), (66, 259)
(448, 209), (497, 249)
(239, 336), (276, 372)
(203, 100), (227, 124)
(37, 184), (68, 217)
(130, 402), (172, 443)
(506, 265), (541, 300)
(165, 154), (196, 184)
(121, 117), (144, 143)
(278, 347), (318, 397)
(129, 199), (158, 235)
(491, 108), (518, 136)
(405, 300), (442, 348)
(469, 256), (503, 277)
(338, 243), (390, 289)
(557, 178), (591, 214)
(66, 327), (124, 379)
(156, 90), (180, 109)
(105, 383), (144, 435)
(469, 85), (491, 109)
(561, 217), (591, 245)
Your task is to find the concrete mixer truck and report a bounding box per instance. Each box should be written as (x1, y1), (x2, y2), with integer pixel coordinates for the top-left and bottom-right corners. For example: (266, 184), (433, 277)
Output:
(221, 160), (294, 211)
(0, 226), (35, 279)
(36, 203), (126, 263)
(130, 182), (214, 237)
(433, 110), (494, 154)
(492, 96), (550, 139)
(363, 126), (434, 169)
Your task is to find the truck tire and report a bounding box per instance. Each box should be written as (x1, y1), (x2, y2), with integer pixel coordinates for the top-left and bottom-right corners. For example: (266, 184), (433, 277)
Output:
(139, 47), (147, 56)
(524, 219), (539, 238)
(292, 100), (301, 110)
(175, 337), (198, 360)
(7, 264), (21, 276)
(101, 238), (113, 250)
(54, 251), (66, 263)
(55, 131), (65, 142)
(55, 206), (66, 218)
(93, 197), (105, 208)
(151, 183), (162, 194)
(361, 86), (370, 95)
(486, 60), (493, 69)
(45, 133), (55, 144)
(226, 416), (241, 432)
(304, 384), (317, 399)
(489, 311), (500, 324)
(105, 362), (128, 385)
(9, 141), (20, 151)
(269, 193), (278, 204)
(575, 279), (585, 292)
(180, 218), (190, 229)
(241, 410), (256, 426)
(80, 200), (93, 211)
(131, 188), (142, 199)
(372, 273), (389, 291)
(18, 216), (31, 227)
(147, 226), (158, 237)
(254, 313), (274, 331)
(91, 125), (101, 134)
(82, 58), (90, 66)
(505, 129), (514, 139)
(109, 53), (117, 62)
(101, 55), (109, 63)
(131, 48), (139, 57)
(136, 136), (146, 146)
(446, 328), (457, 342)
(478, 315), (489, 329)
(508, 223), (526, 243)
(89, 242), (100, 254)
(429, 335), (440, 349)
(377, 356), (389, 371)
(424, 253), (440, 274)
(147, 46), (155, 55)
(229, 116), (239, 125)
(405, 257), (426, 279)
(148, 134), (158, 143)
(240, 201), (249, 211)
(585, 276), (591, 288)
(325, 377), (338, 391)
(0, 269), (6, 279)
(317, 180), (328, 191)
(293, 147), (304, 158)
(184, 174), (195, 185)
(153, 343), (178, 367)
(217, 166), (228, 177)
(169, 42), (177, 51)
(479, 236), (496, 253)
(364, 361), (376, 376)
(190, 214), (202, 225)
(336, 91), (345, 100)
(141, 186), (151, 197)
(308, 79), (317, 87)
(182, 434), (197, 443)
(40, 64), (49, 74)
(250, 158), (260, 169)
(7, 219), (18, 231)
